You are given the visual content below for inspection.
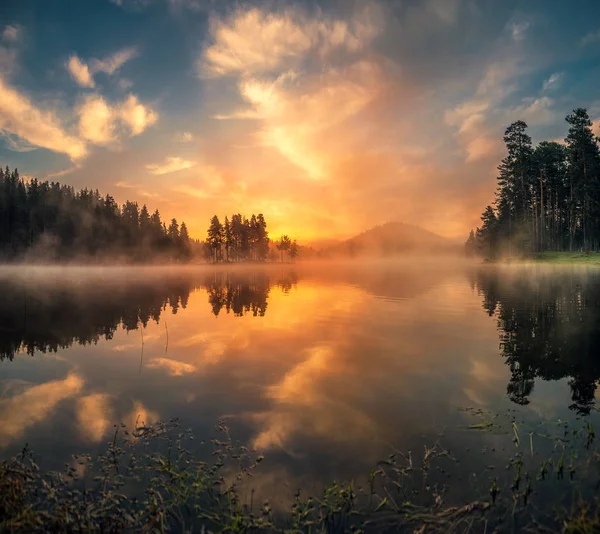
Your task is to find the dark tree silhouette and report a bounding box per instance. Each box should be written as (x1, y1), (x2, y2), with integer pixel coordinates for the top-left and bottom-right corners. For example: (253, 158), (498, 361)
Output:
(468, 108), (600, 257)
(0, 166), (195, 262)
(205, 213), (291, 263)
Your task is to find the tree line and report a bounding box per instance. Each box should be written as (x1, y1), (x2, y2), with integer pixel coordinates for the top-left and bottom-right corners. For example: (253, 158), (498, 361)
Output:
(466, 108), (600, 258)
(0, 166), (195, 262)
(205, 214), (298, 263)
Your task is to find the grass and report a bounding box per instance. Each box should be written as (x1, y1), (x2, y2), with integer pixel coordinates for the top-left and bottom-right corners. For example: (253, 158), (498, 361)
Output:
(1, 412), (599, 533)
(529, 251), (600, 264)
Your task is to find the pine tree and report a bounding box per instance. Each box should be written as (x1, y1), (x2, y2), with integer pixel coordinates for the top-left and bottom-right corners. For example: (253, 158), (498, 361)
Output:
(207, 215), (223, 262)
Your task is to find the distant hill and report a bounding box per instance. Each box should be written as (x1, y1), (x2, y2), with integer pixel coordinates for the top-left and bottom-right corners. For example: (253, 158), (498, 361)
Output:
(322, 222), (460, 258)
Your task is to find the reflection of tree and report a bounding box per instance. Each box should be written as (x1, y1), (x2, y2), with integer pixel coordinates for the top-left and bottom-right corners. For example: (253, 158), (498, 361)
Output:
(275, 271), (299, 294)
(0, 270), (295, 361)
(0, 276), (193, 361)
(204, 272), (270, 317)
(473, 268), (600, 414)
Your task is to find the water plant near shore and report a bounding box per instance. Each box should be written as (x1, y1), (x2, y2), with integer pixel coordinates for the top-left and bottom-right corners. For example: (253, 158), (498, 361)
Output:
(1, 409), (599, 533)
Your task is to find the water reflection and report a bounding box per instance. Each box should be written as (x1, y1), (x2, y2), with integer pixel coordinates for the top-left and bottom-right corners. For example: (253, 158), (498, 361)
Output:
(1, 263), (599, 505)
(473, 266), (600, 414)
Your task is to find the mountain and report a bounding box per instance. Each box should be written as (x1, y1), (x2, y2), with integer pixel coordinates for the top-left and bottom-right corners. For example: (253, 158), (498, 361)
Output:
(322, 222), (460, 258)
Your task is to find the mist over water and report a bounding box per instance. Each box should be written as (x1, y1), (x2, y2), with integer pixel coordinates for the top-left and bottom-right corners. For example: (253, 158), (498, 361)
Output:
(0, 260), (599, 509)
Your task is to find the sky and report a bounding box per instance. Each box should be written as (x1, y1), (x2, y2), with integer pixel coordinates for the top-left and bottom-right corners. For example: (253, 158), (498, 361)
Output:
(2, 0), (600, 242)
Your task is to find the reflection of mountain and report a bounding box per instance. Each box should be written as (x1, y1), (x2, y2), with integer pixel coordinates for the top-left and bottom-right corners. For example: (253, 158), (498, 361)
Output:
(299, 262), (458, 300)
(324, 222), (459, 258)
(473, 267), (600, 414)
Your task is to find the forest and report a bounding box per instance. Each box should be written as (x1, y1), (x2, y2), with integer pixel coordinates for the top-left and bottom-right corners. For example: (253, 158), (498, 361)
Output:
(0, 166), (194, 262)
(465, 108), (600, 259)
(0, 165), (302, 263)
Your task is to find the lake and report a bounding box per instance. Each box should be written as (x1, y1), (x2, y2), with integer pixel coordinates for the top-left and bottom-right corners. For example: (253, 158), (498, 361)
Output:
(1, 261), (599, 530)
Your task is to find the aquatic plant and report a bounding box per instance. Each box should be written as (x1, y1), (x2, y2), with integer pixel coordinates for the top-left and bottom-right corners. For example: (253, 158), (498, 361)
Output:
(1, 410), (599, 533)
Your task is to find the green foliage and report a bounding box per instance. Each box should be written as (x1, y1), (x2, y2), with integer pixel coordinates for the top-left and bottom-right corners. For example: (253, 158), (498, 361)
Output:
(2, 412), (599, 533)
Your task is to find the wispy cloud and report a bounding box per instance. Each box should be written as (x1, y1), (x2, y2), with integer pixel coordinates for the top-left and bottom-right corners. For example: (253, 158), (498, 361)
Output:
(67, 47), (138, 88)
(2, 25), (19, 42)
(45, 166), (80, 179)
(582, 28), (600, 45)
(67, 55), (95, 88)
(543, 72), (562, 91)
(0, 77), (87, 160)
(200, 5), (380, 77)
(176, 131), (194, 142)
(114, 180), (143, 188)
(91, 47), (138, 75)
(146, 156), (196, 175)
(509, 21), (530, 42)
(0, 131), (38, 152)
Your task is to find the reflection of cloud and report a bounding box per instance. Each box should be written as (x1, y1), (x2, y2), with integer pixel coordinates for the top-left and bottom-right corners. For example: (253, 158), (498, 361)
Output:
(124, 401), (159, 429)
(76, 393), (114, 442)
(0, 373), (84, 448)
(147, 357), (196, 376)
(251, 346), (378, 452)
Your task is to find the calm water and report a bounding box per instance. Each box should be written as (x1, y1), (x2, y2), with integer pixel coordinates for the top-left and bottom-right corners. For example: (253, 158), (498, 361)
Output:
(1, 261), (599, 510)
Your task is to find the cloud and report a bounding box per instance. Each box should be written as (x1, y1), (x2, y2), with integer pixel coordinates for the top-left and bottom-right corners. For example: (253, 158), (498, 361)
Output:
(77, 94), (115, 144)
(582, 28), (600, 45)
(513, 96), (556, 124)
(67, 54), (95, 88)
(2, 25), (19, 42)
(0, 77), (87, 160)
(543, 72), (562, 91)
(445, 58), (522, 162)
(120, 94), (158, 135)
(176, 131), (194, 142)
(168, 0), (213, 12)
(114, 180), (143, 188)
(91, 47), (138, 75)
(201, 5), (380, 77)
(118, 78), (134, 90)
(66, 47), (138, 88)
(45, 166), (80, 179)
(77, 93), (157, 146)
(509, 21), (529, 42)
(146, 156), (196, 175)
(0, 131), (38, 152)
